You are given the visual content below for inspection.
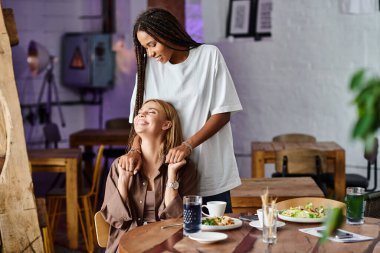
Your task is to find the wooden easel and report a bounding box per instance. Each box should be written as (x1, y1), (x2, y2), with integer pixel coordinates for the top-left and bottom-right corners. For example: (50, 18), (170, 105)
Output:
(0, 5), (43, 252)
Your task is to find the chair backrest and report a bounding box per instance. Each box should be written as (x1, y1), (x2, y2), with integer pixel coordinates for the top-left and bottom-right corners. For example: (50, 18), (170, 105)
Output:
(365, 191), (380, 219)
(94, 211), (110, 248)
(105, 117), (131, 130)
(275, 148), (327, 174)
(91, 145), (104, 211)
(273, 133), (316, 143)
(277, 197), (346, 214)
(364, 138), (378, 192)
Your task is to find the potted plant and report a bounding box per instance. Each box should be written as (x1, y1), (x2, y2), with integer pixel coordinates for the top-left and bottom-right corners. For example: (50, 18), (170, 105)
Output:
(350, 69), (380, 152)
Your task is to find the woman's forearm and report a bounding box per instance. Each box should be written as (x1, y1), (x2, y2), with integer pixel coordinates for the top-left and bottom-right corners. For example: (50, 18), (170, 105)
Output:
(131, 135), (142, 150)
(117, 176), (130, 202)
(164, 171), (179, 206)
(186, 112), (230, 149)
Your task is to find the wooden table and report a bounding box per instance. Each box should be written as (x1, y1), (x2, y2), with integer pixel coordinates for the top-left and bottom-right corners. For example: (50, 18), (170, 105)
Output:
(251, 141), (346, 201)
(119, 216), (380, 253)
(28, 148), (81, 249)
(231, 177), (325, 214)
(69, 128), (130, 174)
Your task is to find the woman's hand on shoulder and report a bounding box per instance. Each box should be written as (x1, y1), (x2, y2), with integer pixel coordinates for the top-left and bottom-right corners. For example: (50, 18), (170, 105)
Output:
(117, 162), (133, 181)
(118, 150), (142, 175)
(165, 143), (191, 164)
(167, 159), (187, 175)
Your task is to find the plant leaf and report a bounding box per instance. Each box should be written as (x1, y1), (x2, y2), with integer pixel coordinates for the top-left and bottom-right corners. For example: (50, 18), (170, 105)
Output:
(319, 208), (344, 244)
(350, 69), (366, 90)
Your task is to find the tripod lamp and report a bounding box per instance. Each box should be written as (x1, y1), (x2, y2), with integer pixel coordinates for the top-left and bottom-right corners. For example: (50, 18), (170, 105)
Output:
(27, 40), (65, 148)
(27, 40), (51, 76)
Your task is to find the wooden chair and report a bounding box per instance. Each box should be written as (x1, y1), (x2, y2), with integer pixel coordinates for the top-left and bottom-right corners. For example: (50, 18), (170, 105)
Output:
(94, 211), (110, 248)
(325, 138), (378, 194)
(277, 197), (346, 214)
(272, 133), (316, 142)
(272, 148), (328, 196)
(47, 145), (104, 253)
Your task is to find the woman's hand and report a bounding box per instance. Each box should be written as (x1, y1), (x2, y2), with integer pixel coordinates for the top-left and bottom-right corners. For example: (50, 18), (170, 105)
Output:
(167, 159), (187, 175)
(118, 150), (142, 175)
(165, 143), (191, 164)
(116, 162), (133, 201)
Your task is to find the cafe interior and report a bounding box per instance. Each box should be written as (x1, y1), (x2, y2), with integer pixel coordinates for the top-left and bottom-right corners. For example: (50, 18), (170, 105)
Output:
(1, 0), (380, 252)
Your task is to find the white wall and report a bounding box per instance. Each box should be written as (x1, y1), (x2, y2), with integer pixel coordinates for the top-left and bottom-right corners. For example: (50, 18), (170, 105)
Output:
(8, 0), (380, 190)
(202, 0), (380, 190)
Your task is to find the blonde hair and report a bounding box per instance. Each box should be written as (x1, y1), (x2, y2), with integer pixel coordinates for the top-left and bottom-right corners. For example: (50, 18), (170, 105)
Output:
(141, 99), (183, 156)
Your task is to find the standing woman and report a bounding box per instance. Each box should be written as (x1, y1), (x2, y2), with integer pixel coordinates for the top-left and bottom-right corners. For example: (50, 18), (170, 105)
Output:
(119, 8), (242, 212)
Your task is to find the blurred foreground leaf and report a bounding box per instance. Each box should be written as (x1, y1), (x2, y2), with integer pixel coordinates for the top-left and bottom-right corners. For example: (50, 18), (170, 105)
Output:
(319, 207), (344, 244)
(349, 69), (380, 153)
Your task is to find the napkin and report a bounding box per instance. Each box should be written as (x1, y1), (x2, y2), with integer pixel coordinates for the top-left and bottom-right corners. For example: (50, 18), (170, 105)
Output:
(299, 226), (373, 243)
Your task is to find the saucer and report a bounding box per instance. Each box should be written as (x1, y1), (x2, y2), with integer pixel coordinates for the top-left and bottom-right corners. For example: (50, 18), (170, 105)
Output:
(189, 232), (228, 244)
(249, 220), (286, 230)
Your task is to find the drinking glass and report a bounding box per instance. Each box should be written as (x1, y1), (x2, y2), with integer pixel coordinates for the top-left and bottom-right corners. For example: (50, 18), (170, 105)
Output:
(183, 195), (202, 236)
(345, 187), (366, 225)
(262, 206), (278, 243)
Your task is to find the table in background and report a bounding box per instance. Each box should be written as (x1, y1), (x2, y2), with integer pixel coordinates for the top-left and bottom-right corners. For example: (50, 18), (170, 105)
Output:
(231, 177), (325, 214)
(28, 148), (81, 249)
(118, 216), (380, 253)
(251, 141), (346, 201)
(69, 128), (130, 174)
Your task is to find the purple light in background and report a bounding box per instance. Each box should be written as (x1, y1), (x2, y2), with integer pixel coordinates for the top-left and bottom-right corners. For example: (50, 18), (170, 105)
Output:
(185, 0), (204, 43)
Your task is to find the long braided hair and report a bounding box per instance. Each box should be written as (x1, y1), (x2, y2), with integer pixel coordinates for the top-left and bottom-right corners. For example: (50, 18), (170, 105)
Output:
(128, 8), (202, 148)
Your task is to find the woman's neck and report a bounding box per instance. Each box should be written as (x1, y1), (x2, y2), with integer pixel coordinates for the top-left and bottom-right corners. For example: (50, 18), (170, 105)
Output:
(140, 137), (163, 170)
(170, 49), (189, 64)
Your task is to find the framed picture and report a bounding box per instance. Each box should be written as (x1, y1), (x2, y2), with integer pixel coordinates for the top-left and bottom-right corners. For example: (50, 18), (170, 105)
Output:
(226, 0), (255, 37)
(255, 0), (272, 37)
(226, 0), (272, 40)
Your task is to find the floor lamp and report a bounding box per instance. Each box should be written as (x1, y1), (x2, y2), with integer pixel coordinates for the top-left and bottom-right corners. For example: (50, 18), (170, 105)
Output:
(27, 40), (65, 148)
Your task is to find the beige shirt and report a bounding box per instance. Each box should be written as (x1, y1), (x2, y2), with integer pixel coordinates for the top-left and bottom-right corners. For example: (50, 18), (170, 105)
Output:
(100, 158), (198, 253)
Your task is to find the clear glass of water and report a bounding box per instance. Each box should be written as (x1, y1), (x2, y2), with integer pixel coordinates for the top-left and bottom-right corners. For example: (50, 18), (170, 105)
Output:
(345, 187), (366, 225)
(183, 195), (202, 236)
(262, 206), (278, 244)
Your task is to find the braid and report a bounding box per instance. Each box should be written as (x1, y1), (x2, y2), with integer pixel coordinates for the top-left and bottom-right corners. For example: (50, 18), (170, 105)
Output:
(128, 8), (202, 147)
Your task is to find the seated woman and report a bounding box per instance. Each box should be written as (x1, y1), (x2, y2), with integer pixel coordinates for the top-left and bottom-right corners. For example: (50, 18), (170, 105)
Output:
(100, 99), (198, 252)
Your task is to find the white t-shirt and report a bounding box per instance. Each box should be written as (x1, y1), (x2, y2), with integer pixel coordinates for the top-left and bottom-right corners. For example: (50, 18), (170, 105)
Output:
(129, 44), (243, 196)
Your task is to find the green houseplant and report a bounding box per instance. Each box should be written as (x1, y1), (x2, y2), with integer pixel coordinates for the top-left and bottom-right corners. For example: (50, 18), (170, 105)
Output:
(350, 69), (380, 152)
(312, 69), (380, 251)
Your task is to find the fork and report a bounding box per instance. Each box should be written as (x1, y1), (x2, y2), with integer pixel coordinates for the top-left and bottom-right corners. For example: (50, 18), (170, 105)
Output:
(160, 223), (182, 229)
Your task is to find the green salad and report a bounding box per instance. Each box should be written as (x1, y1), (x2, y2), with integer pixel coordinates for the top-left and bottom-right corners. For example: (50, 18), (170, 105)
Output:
(201, 216), (235, 226)
(280, 202), (326, 219)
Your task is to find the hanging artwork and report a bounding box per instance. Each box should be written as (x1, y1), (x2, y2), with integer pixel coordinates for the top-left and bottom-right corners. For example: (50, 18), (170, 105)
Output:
(226, 0), (272, 40)
(227, 0), (254, 37)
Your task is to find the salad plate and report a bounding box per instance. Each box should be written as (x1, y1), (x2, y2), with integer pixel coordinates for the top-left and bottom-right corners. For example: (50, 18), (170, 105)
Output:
(189, 232), (228, 244)
(201, 217), (243, 231)
(278, 214), (326, 223)
(278, 202), (327, 223)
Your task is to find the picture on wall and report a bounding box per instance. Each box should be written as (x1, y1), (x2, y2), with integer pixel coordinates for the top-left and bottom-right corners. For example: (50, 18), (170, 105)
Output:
(227, 0), (254, 37)
(226, 0), (272, 40)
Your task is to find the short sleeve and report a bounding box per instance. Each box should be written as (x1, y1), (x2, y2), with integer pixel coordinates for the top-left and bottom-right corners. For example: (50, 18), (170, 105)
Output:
(209, 48), (242, 115)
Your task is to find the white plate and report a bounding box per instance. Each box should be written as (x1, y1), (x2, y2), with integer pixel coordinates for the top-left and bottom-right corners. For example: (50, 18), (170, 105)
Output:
(201, 217), (243, 231)
(249, 220), (286, 230)
(278, 213), (326, 223)
(189, 232), (228, 244)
